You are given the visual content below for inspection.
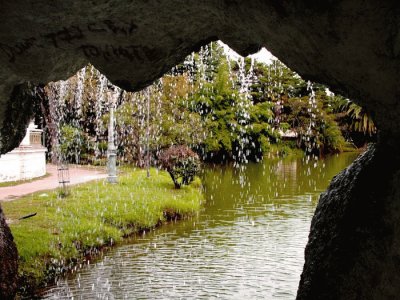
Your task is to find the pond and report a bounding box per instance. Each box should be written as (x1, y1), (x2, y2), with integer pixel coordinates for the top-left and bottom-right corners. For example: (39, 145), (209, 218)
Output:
(42, 153), (359, 299)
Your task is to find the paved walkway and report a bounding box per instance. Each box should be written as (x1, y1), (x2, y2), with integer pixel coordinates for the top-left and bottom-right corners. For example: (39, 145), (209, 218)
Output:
(0, 164), (107, 201)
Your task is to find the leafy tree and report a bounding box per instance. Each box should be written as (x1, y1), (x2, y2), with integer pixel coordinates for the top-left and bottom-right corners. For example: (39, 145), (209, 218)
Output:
(60, 125), (91, 164)
(188, 45), (277, 162)
(326, 94), (377, 147)
(344, 101), (376, 136)
(33, 42), (372, 167)
(109, 75), (206, 166)
(279, 90), (346, 155)
(159, 145), (200, 189)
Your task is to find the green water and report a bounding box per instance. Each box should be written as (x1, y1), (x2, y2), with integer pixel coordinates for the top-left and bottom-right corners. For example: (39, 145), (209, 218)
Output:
(42, 152), (359, 299)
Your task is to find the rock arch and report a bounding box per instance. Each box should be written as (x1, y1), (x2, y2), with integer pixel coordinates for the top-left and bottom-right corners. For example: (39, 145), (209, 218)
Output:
(1, 1), (400, 299)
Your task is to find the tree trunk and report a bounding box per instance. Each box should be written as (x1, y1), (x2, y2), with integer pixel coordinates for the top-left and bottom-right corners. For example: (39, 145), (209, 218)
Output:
(168, 171), (181, 189)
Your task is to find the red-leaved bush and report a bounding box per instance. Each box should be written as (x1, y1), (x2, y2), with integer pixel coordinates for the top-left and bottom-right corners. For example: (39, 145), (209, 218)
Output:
(159, 145), (200, 189)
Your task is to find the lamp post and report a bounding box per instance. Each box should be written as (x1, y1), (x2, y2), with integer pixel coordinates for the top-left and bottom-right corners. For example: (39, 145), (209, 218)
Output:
(107, 87), (118, 184)
(146, 88), (151, 178)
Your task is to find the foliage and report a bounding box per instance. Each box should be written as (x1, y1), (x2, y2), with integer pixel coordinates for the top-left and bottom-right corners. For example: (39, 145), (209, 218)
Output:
(317, 115), (346, 153)
(109, 76), (205, 166)
(33, 42), (373, 165)
(280, 93), (346, 154)
(250, 59), (307, 103)
(2, 168), (203, 295)
(59, 125), (91, 163)
(159, 145), (201, 189)
(326, 95), (377, 147)
(189, 45), (277, 162)
(344, 101), (376, 136)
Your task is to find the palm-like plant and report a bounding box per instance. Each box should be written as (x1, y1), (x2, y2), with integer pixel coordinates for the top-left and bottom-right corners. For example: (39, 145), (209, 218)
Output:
(344, 101), (376, 136)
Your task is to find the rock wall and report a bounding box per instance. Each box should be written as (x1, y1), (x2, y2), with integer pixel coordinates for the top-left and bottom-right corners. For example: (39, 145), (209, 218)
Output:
(1, 1), (400, 299)
(1, 1), (400, 152)
(0, 83), (36, 154)
(297, 142), (400, 299)
(0, 206), (18, 299)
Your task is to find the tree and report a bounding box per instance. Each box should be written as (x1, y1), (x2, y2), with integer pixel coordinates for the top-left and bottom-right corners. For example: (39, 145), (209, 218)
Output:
(33, 42), (364, 165)
(188, 47), (277, 162)
(59, 124), (91, 164)
(159, 145), (200, 189)
(344, 101), (376, 136)
(327, 95), (377, 147)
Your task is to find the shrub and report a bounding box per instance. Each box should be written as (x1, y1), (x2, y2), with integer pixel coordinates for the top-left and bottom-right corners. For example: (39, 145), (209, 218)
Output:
(159, 145), (200, 189)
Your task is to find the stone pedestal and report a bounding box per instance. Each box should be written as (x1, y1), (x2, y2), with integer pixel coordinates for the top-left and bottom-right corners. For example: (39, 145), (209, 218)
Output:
(0, 121), (47, 182)
(107, 145), (118, 184)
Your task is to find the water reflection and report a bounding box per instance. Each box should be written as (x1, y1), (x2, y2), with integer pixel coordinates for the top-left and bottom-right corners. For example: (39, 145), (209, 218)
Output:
(42, 153), (358, 299)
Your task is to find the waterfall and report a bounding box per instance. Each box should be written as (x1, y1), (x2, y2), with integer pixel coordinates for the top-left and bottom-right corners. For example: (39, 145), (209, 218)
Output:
(305, 80), (317, 158)
(234, 57), (255, 167)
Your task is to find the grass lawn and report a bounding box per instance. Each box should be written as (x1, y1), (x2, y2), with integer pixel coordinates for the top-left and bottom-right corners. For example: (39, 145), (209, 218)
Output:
(2, 167), (204, 294)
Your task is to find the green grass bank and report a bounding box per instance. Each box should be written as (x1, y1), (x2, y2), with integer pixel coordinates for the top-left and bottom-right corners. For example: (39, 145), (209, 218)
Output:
(2, 168), (204, 295)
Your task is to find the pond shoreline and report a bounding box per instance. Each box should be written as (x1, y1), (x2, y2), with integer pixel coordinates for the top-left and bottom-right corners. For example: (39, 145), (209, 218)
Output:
(34, 213), (195, 298)
(2, 168), (204, 298)
(39, 153), (360, 299)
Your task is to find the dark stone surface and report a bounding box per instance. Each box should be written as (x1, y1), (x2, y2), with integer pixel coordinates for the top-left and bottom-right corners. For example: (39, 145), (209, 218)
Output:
(1, 1), (400, 151)
(0, 83), (35, 153)
(298, 143), (400, 299)
(0, 205), (18, 299)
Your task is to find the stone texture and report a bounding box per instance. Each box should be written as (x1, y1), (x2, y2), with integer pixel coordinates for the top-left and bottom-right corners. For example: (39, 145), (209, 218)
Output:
(1, 1), (400, 298)
(0, 83), (36, 154)
(1, 1), (400, 151)
(0, 205), (18, 299)
(297, 143), (400, 299)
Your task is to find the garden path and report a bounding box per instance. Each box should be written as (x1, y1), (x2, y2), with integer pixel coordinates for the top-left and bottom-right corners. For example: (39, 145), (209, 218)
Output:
(0, 164), (107, 201)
